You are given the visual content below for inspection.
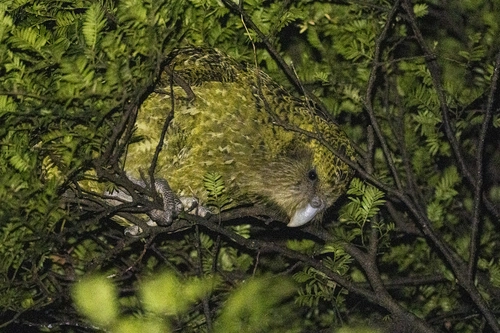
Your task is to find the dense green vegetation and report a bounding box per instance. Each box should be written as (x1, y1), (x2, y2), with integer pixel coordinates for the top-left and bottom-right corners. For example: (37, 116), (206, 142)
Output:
(1, 0), (499, 332)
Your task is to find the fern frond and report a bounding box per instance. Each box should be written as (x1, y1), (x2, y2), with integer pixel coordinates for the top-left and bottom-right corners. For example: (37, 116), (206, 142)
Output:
(10, 27), (48, 51)
(434, 166), (460, 201)
(83, 3), (107, 50)
(341, 178), (386, 231)
(203, 172), (233, 213)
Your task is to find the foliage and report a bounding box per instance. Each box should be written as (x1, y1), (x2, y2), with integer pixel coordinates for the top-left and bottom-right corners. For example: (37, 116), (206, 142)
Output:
(1, 0), (500, 332)
(71, 273), (295, 333)
(203, 172), (233, 214)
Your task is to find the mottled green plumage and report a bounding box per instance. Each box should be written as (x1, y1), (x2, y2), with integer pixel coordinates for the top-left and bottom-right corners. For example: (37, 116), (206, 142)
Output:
(126, 48), (355, 226)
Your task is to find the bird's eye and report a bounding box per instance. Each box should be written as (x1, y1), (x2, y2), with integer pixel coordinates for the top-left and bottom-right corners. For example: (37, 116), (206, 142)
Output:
(308, 169), (317, 181)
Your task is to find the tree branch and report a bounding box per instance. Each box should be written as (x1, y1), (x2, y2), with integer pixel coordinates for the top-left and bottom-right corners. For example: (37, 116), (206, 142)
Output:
(363, 0), (404, 191)
(468, 49), (500, 282)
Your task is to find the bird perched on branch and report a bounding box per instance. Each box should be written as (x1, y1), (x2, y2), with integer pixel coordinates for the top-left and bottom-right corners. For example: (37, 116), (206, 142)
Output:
(122, 48), (355, 228)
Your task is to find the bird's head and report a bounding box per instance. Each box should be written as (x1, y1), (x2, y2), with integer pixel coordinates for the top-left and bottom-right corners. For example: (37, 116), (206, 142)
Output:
(242, 139), (354, 227)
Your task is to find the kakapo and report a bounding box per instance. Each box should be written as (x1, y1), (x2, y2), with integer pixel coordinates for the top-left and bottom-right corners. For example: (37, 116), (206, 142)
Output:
(122, 48), (355, 227)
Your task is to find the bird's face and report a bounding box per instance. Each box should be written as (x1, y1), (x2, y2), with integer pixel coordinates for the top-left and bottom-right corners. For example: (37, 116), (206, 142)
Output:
(244, 144), (351, 227)
(284, 144), (351, 227)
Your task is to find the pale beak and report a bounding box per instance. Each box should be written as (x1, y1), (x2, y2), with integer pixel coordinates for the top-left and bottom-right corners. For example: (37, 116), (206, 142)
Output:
(287, 197), (324, 227)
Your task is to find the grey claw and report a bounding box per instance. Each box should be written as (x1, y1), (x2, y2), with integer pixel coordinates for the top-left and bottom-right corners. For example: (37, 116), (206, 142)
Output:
(180, 197), (199, 212)
(179, 196), (212, 218)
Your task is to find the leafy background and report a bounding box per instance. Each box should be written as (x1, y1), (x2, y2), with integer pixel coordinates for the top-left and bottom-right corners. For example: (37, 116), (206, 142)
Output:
(1, 0), (499, 332)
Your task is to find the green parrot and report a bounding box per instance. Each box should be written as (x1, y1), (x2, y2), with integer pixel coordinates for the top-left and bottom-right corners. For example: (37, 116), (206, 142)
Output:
(120, 48), (355, 228)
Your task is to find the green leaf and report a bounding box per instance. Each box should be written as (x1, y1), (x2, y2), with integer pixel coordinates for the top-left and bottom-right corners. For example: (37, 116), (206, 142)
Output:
(9, 26), (48, 51)
(72, 275), (119, 326)
(214, 277), (295, 332)
(413, 4), (428, 18)
(434, 166), (460, 202)
(83, 3), (107, 50)
(203, 171), (233, 212)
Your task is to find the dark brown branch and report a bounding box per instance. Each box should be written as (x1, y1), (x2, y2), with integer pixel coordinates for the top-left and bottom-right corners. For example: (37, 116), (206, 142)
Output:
(342, 241), (436, 333)
(365, 125), (375, 174)
(102, 52), (164, 169)
(385, 201), (421, 236)
(371, 274), (449, 289)
(194, 225), (214, 331)
(468, 49), (500, 282)
(148, 67), (176, 207)
(391, 74), (426, 207)
(363, 0), (404, 191)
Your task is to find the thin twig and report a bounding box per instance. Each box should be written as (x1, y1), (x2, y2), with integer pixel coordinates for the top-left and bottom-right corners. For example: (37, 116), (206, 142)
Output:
(468, 49), (500, 282)
(194, 225), (213, 331)
(148, 63), (176, 205)
(220, 0), (334, 122)
(363, 0), (404, 191)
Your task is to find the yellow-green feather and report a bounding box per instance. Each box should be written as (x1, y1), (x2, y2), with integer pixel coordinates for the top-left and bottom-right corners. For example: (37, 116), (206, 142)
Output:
(125, 48), (355, 223)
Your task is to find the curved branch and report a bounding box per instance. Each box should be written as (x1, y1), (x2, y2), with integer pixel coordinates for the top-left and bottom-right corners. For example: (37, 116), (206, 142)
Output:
(363, 0), (404, 191)
(468, 50), (500, 281)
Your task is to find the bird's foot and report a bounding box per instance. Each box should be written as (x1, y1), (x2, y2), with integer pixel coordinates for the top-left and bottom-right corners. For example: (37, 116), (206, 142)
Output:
(123, 196), (212, 236)
(107, 175), (211, 236)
